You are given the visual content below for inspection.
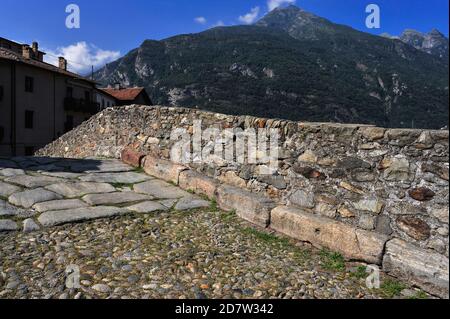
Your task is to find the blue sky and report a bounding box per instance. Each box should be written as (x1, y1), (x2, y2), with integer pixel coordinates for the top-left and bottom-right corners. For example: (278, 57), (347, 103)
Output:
(1, 0), (448, 73)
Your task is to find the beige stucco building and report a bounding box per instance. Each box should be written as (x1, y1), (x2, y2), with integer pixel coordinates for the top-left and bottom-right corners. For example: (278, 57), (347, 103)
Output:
(0, 37), (116, 156)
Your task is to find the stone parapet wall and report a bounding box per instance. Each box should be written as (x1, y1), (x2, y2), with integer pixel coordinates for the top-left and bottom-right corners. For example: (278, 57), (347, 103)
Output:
(37, 105), (449, 297)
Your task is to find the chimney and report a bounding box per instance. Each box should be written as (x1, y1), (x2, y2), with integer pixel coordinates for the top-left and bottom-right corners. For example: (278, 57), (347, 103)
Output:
(114, 83), (121, 90)
(32, 42), (39, 54)
(22, 45), (32, 59)
(58, 57), (67, 71)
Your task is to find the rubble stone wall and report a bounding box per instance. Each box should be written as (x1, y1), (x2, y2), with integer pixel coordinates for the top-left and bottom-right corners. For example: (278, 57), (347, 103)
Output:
(37, 105), (449, 297)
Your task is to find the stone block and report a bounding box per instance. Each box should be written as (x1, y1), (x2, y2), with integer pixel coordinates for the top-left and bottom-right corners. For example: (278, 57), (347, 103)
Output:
(216, 185), (275, 227)
(383, 239), (449, 299)
(121, 147), (145, 168)
(270, 206), (388, 264)
(142, 156), (187, 185)
(179, 170), (219, 199)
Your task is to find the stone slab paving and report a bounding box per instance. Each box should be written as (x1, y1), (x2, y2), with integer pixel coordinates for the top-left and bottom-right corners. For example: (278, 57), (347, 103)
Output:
(33, 199), (89, 213)
(38, 206), (129, 227)
(8, 188), (63, 209)
(79, 172), (152, 184)
(0, 157), (427, 299)
(0, 182), (21, 198)
(82, 192), (152, 206)
(134, 180), (192, 199)
(0, 157), (218, 233)
(0, 168), (26, 177)
(45, 182), (116, 198)
(4, 175), (63, 188)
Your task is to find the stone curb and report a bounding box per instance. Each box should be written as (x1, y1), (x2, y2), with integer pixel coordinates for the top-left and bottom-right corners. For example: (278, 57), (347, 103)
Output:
(122, 153), (449, 298)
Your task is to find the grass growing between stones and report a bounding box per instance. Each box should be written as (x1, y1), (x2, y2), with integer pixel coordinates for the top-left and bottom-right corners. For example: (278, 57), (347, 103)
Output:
(319, 249), (346, 272)
(133, 167), (145, 174)
(240, 226), (310, 262)
(350, 265), (368, 279)
(378, 278), (406, 298)
(110, 183), (135, 190)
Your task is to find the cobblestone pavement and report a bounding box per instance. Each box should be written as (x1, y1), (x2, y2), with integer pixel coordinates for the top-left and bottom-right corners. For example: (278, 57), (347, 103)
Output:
(0, 157), (427, 299)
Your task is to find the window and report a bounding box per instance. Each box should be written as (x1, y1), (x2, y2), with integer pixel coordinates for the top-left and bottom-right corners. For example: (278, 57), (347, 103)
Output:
(25, 110), (34, 129)
(107, 102), (110, 108)
(84, 91), (90, 102)
(66, 87), (73, 98)
(25, 146), (34, 156)
(0, 86), (3, 101)
(25, 77), (34, 93)
(102, 99), (105, 108)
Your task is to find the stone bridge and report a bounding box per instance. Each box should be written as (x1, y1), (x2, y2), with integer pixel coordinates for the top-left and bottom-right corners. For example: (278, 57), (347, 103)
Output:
(1, 105), (449, 299)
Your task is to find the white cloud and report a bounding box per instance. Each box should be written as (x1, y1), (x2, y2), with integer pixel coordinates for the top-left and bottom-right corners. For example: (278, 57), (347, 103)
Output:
(238, 7), (260, 25)
(194, 16), (207, 25)
(44, 42), (121, 74)
(268, 0), (296, 11)
(212, 20), (225, 27)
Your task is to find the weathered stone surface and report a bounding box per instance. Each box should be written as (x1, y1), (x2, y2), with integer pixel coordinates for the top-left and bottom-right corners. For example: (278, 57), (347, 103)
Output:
(292, 166), (325, 180)
(351, 169), (376, 182)
(33, 199), (88, 213)
(0, 199), (19, 217)
(383, 239), (449, 298)
(352, 198), (384, 214)
(5, 175), (62, 188)
(396, 216), (431, 240)
(127, 201), (169, 213)
(408, 187), (435, 202)
(422, 163), (449, 181)
(23, 218), (40, 233)
(382, 157), (412, 181)
(270, 206), (388, 264)
(0, 168), (26, 177)
(430, 207), (449, 224)
(216, 185), (275, 227)
(298, 150), (317, 164)
(257, 175), (288, 189)
(339, 181), (365, 195)
(179, 170), (219, 199)
(79, 172), (151, 184)
(315, 202), (337, 218)
(174, 197), (210, 211)
(8, 188), (63, 208)
(414, 131), (435, 150)
(337, 157), (371, 170)
(387, 129), (421, 147)
(38, 206), (128, 227)
(358, 214), (376, 230)
(45, 182), (116, 198)
(40, 171), (82, 179)
(70, 160), (134, 173)
(82, 192), (150, 206)
(0, 181), (21, 198)
(219, 171), (247, 188)
(375, 215), (393, 235)
(0, 219), (18, 232)
(338, 206), (356, 218)
(121, 147), (145, 167)
(142, 156), (187, 184)
(134, 180), (190, 199)
(289, 190), (315, 209)
(359, 127), (386, 141)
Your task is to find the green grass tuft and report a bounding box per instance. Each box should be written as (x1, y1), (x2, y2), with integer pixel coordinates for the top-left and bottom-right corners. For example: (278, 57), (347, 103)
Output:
(379, 279), (407, 298)
(320, 249), (346, 272)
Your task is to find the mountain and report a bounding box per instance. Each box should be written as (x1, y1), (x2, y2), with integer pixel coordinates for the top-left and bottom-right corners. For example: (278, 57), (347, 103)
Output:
(382, 28), (449, 59)
(399, 29), (449, 59)
(94, 5), (449, 129)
